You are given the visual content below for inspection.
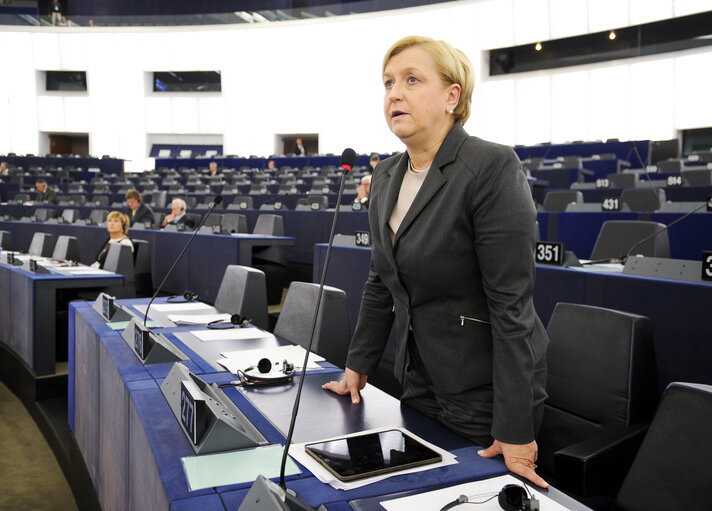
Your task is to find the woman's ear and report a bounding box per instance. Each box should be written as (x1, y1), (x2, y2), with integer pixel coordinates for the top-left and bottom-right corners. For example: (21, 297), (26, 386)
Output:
(446, 83), (461, 113)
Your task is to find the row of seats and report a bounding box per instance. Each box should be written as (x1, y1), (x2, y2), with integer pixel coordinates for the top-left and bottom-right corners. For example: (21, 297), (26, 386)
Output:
(541, 188), (710, 212)
(571, 169), (712, 188)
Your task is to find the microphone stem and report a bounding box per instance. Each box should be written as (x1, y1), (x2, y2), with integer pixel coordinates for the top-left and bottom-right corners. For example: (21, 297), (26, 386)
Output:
(278, 168), (350, 488)
(143, 202), (218, 326)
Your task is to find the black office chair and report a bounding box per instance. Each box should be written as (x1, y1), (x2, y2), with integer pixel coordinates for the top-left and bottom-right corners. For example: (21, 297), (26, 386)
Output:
(607, 172), (639, 188)
(89, 209), (109, 225)
(51, 235), (79, 261)
(102, 243), (135, 299)
(34, 208), (57, 222)
(227, 196), (254, 210)
(28, 232), (55, 257)
(253, 214), (288, 304)
(0, 230), (12, 251)
(541, 190), (583, 212)
(681, 168), (712, 185)
(590, 220), (670, 260)
(273, 282), (351, 368)
(611, 382), (712, 511)
(538, 303), (658, 499)
(213, 265), (269, 331)
(132, 239), (152, 297)
(620, 188), (666, 212)
(221, 213), (248, 234)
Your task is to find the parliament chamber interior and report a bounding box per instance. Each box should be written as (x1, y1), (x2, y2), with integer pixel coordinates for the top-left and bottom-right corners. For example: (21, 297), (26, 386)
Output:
(1, 1), (711, 511)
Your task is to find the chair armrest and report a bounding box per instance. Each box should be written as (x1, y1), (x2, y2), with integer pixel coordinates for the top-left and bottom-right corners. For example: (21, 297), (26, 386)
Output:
(579, 169), (595, 177)
(554, 422), (649, 497)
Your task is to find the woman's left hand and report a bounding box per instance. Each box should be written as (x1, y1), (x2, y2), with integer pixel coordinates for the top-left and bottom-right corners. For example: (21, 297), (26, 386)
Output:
(478, 439), (549, 488)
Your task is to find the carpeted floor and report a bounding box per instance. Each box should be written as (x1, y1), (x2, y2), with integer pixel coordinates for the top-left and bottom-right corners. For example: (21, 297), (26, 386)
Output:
(0, 382), (77, 511)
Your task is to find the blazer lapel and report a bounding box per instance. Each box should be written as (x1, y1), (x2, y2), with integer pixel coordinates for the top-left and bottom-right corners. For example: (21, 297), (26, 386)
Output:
(378, 153), (408, 273)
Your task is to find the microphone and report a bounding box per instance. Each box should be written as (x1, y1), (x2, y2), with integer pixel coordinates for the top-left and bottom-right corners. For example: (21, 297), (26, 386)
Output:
(582, 198), (711, 265)
(278, 147), (355, 485)
(630, 142), (653, 181)
(142, 195), (223, 326)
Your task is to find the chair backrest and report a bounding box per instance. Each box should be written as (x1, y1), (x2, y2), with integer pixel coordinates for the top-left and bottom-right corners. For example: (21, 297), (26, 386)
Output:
(273, 282), (351, 368)
(61, 208), (79, 223)
(681, 168), (712, 186)
(613, 382), (712, 511)
(253, 214), (284, 236)
(620, 188), (666, 212)
(91, 195), (110, 207)
(0, 230), (13, 251)
(51, 235), (79, 261)
(542, 190), (583, 212)
(213, 265), (269, 330)
(228, 196), (253, 210)
(590, 220), (670, 260)
(538, 303), (658, 476)
(34, 207), (57, 222)
(89, 209), (108, 225)
(607, 172), (639, 188)
(131, 239), (152, 296)
(28, 232), (54, 257)
(656, 159), (682, 173)
(221, 213), (248, 234)
(103, 243), (135, 282)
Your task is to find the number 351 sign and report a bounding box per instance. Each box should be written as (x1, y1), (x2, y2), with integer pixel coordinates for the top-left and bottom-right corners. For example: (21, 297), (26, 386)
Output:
(535, 241), (565, 266)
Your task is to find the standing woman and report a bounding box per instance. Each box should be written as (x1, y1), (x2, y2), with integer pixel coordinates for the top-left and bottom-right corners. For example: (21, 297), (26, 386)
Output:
(323, 36), (549, 487)
(92, 211), (134, 269)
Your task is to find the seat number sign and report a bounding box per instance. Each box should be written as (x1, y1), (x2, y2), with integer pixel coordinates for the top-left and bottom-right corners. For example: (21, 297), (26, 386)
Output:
(535, 241), (565, 266)
(602, 197), (621, 211)
(355, 231), (371, 247)
(703, 251), (712, 282)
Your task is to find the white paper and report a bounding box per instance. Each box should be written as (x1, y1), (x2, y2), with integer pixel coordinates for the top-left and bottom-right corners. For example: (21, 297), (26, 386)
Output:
(219, 345), (325, 372)
(167, 313), (231, 325)
(381, 474), (571, 511)
(53, 267), (115, 275)
(150, 302), (213, 312)
(287, 427), (457, 491)
(191, 328), (275, 342)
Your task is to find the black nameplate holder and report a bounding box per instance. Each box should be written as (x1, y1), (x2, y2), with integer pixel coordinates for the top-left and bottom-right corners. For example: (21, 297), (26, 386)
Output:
(595, 178), (610, 189)
(623, 256), (706, 284)
(602, 197), (621, 211)
(535, 241), (564, 266)
(120, 318), (188, 365)
(702, 251), (712, 282)
(160, 362), (268, 454)
(352, 201), (363, 211)
(355, 230), (371, 247)
(666, 175), (683, 187)
(22, 258), (50, 274)
(91, 292), (132, 323)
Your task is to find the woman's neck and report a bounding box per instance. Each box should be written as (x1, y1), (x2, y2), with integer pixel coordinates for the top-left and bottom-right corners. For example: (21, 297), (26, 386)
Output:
(109, 233), (125, 240)
(406, 118), (455, 170)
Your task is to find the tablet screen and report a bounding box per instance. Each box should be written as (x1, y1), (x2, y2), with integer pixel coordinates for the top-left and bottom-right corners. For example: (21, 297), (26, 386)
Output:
(304, 429), (442, 481)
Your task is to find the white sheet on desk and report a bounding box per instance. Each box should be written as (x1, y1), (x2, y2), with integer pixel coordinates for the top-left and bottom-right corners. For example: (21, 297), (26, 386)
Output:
(148, 302), (214, 312)
(218, 345), (325, 372)
(52, 266), (115, 275)
(167, 313), (231, 325)
(287, 427), (457, 491)
(381, 474), (569, 511)
(191, 328), (274, 342)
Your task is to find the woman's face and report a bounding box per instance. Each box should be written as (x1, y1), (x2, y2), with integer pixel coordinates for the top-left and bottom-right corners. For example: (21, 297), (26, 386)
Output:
(107, 217), (124, 235)
(383, 46), (458, 149)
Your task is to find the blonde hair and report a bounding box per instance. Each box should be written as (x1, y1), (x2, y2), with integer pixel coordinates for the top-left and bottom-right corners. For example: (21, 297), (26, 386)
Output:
(382, 35), (474, 124)
(106, 210), (130, 234)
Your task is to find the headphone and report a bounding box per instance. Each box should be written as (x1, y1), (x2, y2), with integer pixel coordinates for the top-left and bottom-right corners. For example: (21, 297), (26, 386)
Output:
(237, 358), (296, 386)
(207, 314), (250, 329)
(166, 290), (198, 303)
(439, 485), (539, 511)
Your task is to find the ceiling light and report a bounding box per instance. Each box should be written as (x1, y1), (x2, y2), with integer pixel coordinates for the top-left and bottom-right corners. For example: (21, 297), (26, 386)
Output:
(609, 30), (616, 40)
(535, 42), (542, 51)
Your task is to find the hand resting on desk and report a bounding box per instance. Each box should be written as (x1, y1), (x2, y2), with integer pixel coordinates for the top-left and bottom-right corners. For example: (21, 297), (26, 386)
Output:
(321, 367), (368, 404)
(323, 369), (549, 489)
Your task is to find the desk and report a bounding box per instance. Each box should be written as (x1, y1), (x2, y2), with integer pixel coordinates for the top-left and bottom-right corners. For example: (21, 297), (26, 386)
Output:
(0, 260), (123, 376)
(314, 245), (712, 394)
(70, 299), (589, 510)
(0, 221), (295, 302)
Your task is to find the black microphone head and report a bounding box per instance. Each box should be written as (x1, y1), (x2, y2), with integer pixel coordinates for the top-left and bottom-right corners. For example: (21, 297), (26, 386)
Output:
(212, 195), (223, 206)
(257, 358), (272, 373)
(340, 148), (356, 171)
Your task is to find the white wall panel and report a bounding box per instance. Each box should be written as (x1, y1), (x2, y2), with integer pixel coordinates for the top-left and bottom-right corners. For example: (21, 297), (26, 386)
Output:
(674, 52), (712, 130)
(629, 58), (675, 141)
(549, 0), (588, 39)
(512, 0), (550, 45)
(550, 70), (590, 143)
(477, 79), (516, 145)
(58, 33), (88, 70)
(477, 0), (514, 49)
(171, 97), (199, 134)
(588, 65), (631, 142)
(514, 74), (551, 145)
(628, 0), (673, 25)
(587, 0), (629, 32)
(37, 95), (65, 132)
(63, 96), (91, 132)
(673, 0), (712, 16)
(32, 32), (60, 70)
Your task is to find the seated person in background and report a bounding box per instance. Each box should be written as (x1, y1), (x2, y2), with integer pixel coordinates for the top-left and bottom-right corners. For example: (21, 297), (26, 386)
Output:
(125, 189), (154, 227)
(0, 162), (8, 175)
(293, 137), (306, 156)
(92, 211), (134, 269)
(354, 174), (371, 208)
(369, 153), (380, 172)
(32, 178), (58, 205)
(162, 198), (195, 229)
(204, 161), (219, 179)
(265, 160), (276, 172)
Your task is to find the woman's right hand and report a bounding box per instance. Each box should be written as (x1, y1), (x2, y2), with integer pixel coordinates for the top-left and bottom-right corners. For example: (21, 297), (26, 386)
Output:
(322, 368), (368, 404)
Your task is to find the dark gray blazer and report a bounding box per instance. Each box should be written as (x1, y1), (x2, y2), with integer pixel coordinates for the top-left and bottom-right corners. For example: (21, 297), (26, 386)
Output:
(345, 123), (548, 444)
